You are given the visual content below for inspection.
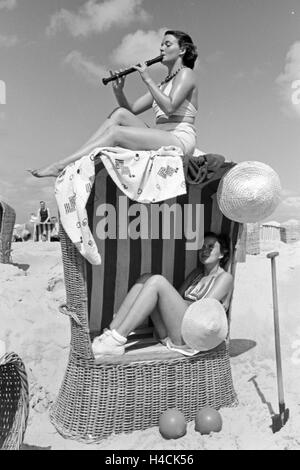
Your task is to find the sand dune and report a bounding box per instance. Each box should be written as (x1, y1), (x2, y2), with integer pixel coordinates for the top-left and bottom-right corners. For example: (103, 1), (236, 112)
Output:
(1, 240), (300, 450)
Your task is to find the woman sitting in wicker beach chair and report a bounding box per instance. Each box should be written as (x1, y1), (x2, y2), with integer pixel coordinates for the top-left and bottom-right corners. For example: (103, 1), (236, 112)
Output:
(29, 30), (198, 178)
(92, 232), (233, 359)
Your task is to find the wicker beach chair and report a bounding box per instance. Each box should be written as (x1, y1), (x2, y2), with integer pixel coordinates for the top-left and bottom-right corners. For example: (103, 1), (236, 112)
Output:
(0, 353), (29, 450)
(0, 201), (16, 264)
(50, 159), (244, 443)
(280, 220), (300, 244)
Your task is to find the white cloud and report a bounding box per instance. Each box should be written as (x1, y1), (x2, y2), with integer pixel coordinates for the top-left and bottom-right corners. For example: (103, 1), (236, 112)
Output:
(0, 0), (17, 10)
(282, 196), (300, 209)
(63, 28), (167, 86)
(270, 191), (300, 222)
(64, 50), (107, 86)
(281, 189), (299, 198)
(276, 41), (300, 118)
(110, 27), (167, 66)
(0, 33), (18, 47)
(47, 0), (151, 37)
(279, 189), (300, 209)
(269, 206), (300, 223)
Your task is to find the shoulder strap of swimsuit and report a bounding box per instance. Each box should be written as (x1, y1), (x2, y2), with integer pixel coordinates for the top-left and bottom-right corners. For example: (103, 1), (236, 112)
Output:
(162, 80), (173, 95)
(185, 267), (225, 301)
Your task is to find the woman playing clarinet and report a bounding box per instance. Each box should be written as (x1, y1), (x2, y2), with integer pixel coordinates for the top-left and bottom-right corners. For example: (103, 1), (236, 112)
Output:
(30, 30), (198, 178)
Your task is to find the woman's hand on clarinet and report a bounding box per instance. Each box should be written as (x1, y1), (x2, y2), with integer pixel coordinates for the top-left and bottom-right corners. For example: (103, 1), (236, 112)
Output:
(132, 62), (151, 84)
(110, 70), (125, 93)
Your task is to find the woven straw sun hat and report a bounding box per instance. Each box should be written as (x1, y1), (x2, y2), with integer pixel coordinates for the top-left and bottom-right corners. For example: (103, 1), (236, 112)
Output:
(181, 298), (228, 351)
(217, 161), (282, 223)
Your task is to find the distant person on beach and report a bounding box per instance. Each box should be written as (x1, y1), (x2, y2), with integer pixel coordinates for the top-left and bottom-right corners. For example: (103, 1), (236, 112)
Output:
(12, 227), (22, 242)
(37, 201), (51, 224)
(21, 228), (31, 241)
(35, 201), (51, 241)
(50, 216), (60, 242)
(28, 30), (198, 178)
(92, 232), (233, 357)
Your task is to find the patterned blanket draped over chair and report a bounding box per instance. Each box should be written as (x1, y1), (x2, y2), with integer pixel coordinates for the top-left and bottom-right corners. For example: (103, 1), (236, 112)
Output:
(0, 201), (16, 264)
(50, 158), (244, 443)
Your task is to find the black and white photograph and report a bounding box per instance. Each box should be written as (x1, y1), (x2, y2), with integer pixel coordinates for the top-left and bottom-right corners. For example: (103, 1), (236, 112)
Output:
(0, 0), (300, 452)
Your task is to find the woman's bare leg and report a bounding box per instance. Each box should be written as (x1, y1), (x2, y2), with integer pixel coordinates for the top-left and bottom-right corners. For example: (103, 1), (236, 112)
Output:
(111, 275), (188, 345)
(110, 275), (169, 340)
(79, 107), (148, 152)
(59, 124), (182, 166)
(29, 108), (148, 178)
(109, 272), (168, 339)
(29, 124), (183, 178)
(111, 125), (183, 153)
(110, 273), (152, 330)
(150, 307), (168, 340)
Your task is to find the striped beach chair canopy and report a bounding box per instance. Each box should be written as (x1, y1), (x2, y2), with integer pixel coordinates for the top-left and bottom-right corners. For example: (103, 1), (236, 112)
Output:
(83, 160), (243, 338)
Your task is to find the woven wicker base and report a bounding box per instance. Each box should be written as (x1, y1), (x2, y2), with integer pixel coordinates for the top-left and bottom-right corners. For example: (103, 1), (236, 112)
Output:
(49, 342), (237, 443)
(0, 353), (29, 450)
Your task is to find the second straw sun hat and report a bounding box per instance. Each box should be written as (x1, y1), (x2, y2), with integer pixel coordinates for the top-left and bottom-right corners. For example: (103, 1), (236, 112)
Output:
(217, 161), (282, 223)
(181, 298), (228, 351)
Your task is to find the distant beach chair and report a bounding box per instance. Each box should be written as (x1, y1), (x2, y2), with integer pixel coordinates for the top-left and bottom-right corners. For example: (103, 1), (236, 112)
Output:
(0, 201), (16, 263)
(33, 222), (54, 241)
(280, 219), (300, 244)
(0, 353), (29, 450)
(49, 157), (245, 443)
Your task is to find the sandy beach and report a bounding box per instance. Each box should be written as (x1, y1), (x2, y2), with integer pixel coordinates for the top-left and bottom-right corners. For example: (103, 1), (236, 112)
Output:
(2, 0), (300, 454)
(1, 239), (300, 450)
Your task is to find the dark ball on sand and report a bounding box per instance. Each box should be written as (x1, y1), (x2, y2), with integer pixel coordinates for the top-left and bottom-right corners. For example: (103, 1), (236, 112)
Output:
(159, 408), (187, 439)
(195, 406), (223, 435)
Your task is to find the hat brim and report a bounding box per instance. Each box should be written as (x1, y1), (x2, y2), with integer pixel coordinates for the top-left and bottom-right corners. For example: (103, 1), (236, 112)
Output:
(181, 298), (228, 351)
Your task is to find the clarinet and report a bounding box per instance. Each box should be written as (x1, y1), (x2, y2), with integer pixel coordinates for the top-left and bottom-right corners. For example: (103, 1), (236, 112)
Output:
(102, 54), (164, 85)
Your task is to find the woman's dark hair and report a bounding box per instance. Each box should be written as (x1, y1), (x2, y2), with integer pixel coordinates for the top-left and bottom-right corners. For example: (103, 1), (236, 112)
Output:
(203, 231), (231, 268)
(164, 30), (198, 69)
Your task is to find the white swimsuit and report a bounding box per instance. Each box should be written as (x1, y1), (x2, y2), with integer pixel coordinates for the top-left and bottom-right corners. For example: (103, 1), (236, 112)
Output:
(152, 80), (197, 156)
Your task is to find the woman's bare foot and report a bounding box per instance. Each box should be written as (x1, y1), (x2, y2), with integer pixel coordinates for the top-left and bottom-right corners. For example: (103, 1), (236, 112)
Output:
(27, 162), (65, 178)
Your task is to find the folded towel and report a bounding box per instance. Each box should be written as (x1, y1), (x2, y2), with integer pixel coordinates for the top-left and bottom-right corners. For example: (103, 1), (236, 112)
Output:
(98, 145), (187, 203)
(165, 337), (199, 356)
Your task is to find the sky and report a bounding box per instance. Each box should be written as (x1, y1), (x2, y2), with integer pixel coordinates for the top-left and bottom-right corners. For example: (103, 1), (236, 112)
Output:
(0, 0), (300, 223)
